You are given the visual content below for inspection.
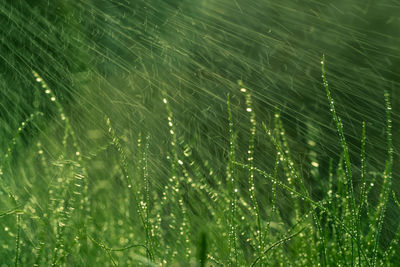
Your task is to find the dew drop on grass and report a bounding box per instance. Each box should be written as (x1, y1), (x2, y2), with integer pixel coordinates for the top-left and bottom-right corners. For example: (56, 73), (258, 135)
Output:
(308, 140), (316, 146)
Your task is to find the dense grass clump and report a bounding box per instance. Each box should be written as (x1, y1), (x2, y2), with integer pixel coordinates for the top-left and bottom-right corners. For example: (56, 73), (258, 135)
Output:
(0, 57), (398, 266)
(1, 0), (400, 266)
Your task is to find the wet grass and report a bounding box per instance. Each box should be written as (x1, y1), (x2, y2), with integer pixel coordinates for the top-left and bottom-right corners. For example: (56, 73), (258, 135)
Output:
(0, 57), (398, 266)
(1, 1), (400, 266)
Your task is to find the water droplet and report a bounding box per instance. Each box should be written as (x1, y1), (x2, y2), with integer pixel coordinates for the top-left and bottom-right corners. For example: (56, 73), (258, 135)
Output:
(311, 162), (319, 167)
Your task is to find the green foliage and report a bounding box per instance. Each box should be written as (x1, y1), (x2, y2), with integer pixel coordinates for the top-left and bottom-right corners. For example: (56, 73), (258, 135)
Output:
(1, 0), (399, 266)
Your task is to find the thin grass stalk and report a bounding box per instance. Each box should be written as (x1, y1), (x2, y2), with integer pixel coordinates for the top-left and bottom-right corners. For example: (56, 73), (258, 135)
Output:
(161, 92), (191, 260)
(105, 117), (153, 262)
(251, 227), (305, 267)
(88, 235), (154, 266)
(240, 87), (264, 264)
(263, 152), (279, 246)
(0, 112), (43, 204)
(273, 112), (329, 264)
(371, 91), (393, 266)
(381, 192), (400, 263)
(356, 121), (367, 266)
(321, 55), (357, 265)
(14, 213), (21, 267)
(274, 112), (300, 220)
(227, 94), (238, 266)
(143, 134), (155, 262)
(33, 72), (89, 209)
(33, 71), (90, 263)
(262, 121), (327, 265)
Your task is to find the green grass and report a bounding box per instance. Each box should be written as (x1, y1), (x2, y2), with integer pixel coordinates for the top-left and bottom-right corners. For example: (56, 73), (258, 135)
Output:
(1, 0), (400, 266)
(0, 56), (397, 266)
